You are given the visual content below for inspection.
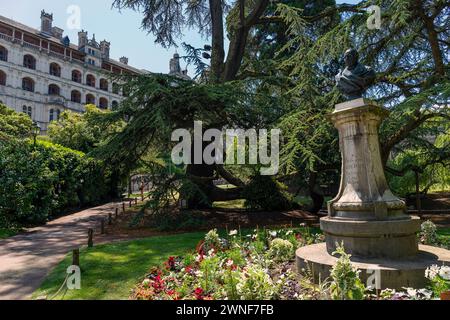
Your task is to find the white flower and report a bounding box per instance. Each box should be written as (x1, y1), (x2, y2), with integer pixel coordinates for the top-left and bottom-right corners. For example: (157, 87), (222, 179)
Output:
(406, 287), (417, 297)
(195, 254), (203, 262)
(269, 231), (277, 237)
(208, 249), (216, 257)
(439, 266), (450, 280)
(226, 259), (234, 268)
(229, 230), (238, 236)
(286, 230), (293, 235)
(417, 289), (433, 299)
(425, 265), (440, 280)
(195, 270), (203, 277)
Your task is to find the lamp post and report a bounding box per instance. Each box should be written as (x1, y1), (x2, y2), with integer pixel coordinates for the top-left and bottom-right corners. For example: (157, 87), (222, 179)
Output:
(32, 122), (41, 147)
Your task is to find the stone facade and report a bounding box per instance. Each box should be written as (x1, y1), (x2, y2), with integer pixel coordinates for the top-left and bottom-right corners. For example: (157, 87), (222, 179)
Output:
(0, 10), (150, 133)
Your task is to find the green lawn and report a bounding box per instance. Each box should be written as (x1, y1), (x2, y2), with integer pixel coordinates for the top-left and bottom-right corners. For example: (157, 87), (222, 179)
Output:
(213, 199), (246, 209)
(0, 228), (19, 239)
(437, 228), (450, 240)
(33, 232), (205, 300)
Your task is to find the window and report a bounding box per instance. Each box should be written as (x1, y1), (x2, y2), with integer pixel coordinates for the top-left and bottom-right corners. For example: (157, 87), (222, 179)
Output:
(0, 70), (6, 86)
(112, 83), (120, 95)
(111, 101), (119, 110)
(72, 70), (82, 83)
(48, 84), (60, 96)
(57, 109), (61, 120)
(22, 77), (35, 92)
(49, 63), (61, 77)
(23, 54), (36, 70)
(99, 97), (108, 109)
(49, 108), (54, 122)
(0, 46), (7, 62)
(100, 79), (108, 91)
(86, 94), (95, 105)
(122, 86), (130, 97)
(71, 90), (81, 103)
(86, 74), (96, 87)
(23, 105), (32, 118)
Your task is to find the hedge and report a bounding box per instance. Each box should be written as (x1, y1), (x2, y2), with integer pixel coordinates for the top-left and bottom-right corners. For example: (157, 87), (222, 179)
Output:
(0, 139), (114, 227)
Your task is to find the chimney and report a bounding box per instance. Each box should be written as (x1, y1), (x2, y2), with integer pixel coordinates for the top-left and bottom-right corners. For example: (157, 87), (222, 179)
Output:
(78, 30), (88, 49)
(52, 27), (64, 39)
(119, 56), (129, 65)
(169, 53), (181, 75)
(100, 40), (110, 59)
(40, 10), (53, 34)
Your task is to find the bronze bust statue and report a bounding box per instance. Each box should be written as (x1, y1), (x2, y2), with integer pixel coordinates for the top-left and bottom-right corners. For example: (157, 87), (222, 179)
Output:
(335, 49), (376, 100)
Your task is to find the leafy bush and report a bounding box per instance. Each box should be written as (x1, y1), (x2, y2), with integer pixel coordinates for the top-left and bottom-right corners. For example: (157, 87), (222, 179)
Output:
(267, 238), (295, 262)
(0, 139), (113, 227)
(242, 175), (293, 211)
(420, 220), (438, 245)
(236, 264), (277, 300)
(425, 265), (450, 297)
(329, 245), (366, 300)
(0, 103), (33, 140)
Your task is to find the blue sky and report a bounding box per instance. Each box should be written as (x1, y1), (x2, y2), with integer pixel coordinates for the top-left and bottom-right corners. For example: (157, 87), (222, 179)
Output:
(0, 0), (360, 75)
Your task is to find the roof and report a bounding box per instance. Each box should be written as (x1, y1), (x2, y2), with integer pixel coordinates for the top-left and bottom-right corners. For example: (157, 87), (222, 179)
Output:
(0, 14), (144, 74)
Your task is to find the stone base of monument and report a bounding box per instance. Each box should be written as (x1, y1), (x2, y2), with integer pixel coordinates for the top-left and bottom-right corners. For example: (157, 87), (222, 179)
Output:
(296, 243), (450, 290)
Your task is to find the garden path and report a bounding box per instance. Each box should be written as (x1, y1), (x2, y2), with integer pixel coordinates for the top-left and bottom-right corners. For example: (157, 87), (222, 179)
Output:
(0, 201), (129, 300)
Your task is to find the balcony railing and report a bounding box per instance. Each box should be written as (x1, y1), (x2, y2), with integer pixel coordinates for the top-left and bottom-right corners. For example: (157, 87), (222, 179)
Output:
(49, 51), (66, 60)
(23, 42), (41, 51)
(0, 33), (12, 42)
(47, 95), (66, 106)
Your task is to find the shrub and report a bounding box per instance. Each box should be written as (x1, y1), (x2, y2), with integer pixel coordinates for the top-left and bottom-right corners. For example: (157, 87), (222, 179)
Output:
(236, 264), (276, 300)
(329, 244), (365, 300)
(0, 139), (113, 227)
(420, 220), (438, 245)
(267, 238), (295, 262)
(425, 265), (450, 297)
(242, 175), (293, 211)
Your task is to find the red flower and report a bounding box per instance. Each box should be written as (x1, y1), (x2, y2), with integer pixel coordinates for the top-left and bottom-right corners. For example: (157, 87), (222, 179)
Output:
(194, 287), (204, 300)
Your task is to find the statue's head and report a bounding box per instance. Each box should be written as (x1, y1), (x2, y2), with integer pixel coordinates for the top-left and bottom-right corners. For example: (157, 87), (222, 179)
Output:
(344, 49), (359, 69)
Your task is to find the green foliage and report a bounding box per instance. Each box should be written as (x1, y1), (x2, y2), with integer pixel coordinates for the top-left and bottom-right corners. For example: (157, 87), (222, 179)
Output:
(329, 244), (366, 300)
(204, 229), (221, 252)
(267, 238), (295, 262)
(0, 138), (113, 227)
(48, 105), (124, 153)
(242, 175), (293, 211)
(420, 220), (438, 245)
(0, 103), (33, 140)
(425, 265), (450, 298)
(388, 128), (450, 196)
(236, 264), (277, 300)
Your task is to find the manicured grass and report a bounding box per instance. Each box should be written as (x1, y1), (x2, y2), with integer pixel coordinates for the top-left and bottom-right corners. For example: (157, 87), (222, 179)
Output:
(213, 199), (246, 209)
(437, 228), (450, 239)
(0, 228), (19, 239)
(33, 232), (205, 300)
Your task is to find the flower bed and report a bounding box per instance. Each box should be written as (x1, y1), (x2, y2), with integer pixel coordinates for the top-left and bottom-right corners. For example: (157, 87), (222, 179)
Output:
(132, 223), (450, 300)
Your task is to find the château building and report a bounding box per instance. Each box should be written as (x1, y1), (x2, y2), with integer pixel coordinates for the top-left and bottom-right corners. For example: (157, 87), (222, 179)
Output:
(0, 10), (156, 133)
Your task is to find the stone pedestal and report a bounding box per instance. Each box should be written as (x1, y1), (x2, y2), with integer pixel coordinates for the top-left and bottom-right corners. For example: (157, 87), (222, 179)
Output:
(296, 98), (450, 289)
